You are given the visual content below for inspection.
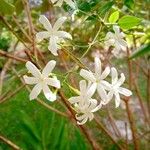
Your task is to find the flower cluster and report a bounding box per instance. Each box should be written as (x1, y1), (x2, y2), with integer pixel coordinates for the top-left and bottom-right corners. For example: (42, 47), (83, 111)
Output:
(69, 57), (132, 125)
(23, 2), (132, 125)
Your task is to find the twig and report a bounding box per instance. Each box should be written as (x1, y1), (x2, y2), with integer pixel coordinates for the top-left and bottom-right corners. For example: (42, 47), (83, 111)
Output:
(0, 135), (21, 150)
(0, 49), (28, 63)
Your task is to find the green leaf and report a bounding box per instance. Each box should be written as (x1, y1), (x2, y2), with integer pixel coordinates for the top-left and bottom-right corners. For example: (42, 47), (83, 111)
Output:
(130, 43), (150, 59)
(109, 11), (119, 23)
(118, 15), (141, 29)
(124, 0), (134, 10)
(0, 0), (15, 15)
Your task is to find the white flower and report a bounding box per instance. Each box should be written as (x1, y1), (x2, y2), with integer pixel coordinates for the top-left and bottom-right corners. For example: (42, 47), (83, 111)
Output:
(106, 67), (132, 108)
(69, 80), (97, 107)
(80, 57), (110, 104)
(69, 80), (101, 125)
(105, 25), (127, 56)
(23, 61), (60, 101)
(75, 99), (101, 125)
(51, 0), (75, 9)
(36, 15), (72, 56)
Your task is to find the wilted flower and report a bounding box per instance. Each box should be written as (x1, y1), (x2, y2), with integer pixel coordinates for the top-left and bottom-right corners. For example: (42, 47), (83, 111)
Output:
(106, 67), (132, 108)
(36, 15), (72, 56)
(105, 25), (127, 57)
(80, 57), (110, 104)
(51, 0), (75, 9)
(23, 61), (60, 101)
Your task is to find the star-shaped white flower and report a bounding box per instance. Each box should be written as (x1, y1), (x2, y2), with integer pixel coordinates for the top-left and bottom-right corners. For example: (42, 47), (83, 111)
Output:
(80, 57), (110, 104)
(51, 0), (75, 9)
(106, 67), (132, 108)
(36, 15), (72, 56)
(75, 99), (101, 125)
(23, 61), (60, 101)
(69, 80), (97, 107)
(105, 25), (127, 56)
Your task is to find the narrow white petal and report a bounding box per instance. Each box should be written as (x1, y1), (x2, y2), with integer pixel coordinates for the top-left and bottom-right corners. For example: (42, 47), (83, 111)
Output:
(76, 114), (86, 120)
(86, 83), (97, 98)
(69, 96), (80, 104)
(88, 113), (94, 121)
(48, 37), (59, 56)
(43, 84), (56, 101)
(79, 80), (87, 93)
(53, 17), (67, 31)
(97, 84), (108, 102)
(116, 73), (125, 87)
(106, 32), (114, 40)
(39, 15), (52, 32)
(94, 57), (101, 78)
(114, 92), (121, 108)
(55, 31), (72, 39)
(76, 115), (88, 125)
(29, 83), (42, 100)
(36, 31), (50, 41)
(111, 67), (118, 84)
(118, 39), (128, 47)
(26, 61), (41, 78)
(65, 0), (75, 9)
(23, 75), (39, 84)
(88, 99), (97, 110)
(107, 90), (114, 101)
(118, 87), (132, 96)
(45, 78), (60, 88)
(42, 60), (56, 77)
(101, 80), (111, 90)
(92, 103), (102, 112)
(113, 25), (120, 35)
(100, 66), (110, 79)
(80, 69), (96, 82)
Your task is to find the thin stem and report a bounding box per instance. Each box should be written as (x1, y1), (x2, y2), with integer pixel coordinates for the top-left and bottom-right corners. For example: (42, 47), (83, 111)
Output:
(0, 135), (21, 150)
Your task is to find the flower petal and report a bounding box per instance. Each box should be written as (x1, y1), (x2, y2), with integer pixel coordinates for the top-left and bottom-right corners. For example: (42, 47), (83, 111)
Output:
(36, 31), (50, 41)
(113, 25), (120, 35)
(26, 61), (41, 78)
(43, 84), (56, 101)
(42, 60), (56, 77)
(45, 77), (60, 88)
(23, 75), (39, 84)
(53, 17), (67, 31)
(55, 31), (72, 39)
(69, 96), (80, 104)
(101, 66), (110, 79)
(114, 92), (121, 108)
(48, 36), (59, 56)
(54, 0), (63, 7)
(94, 57), (101, 78)
(79, 80), (87, 93)
(118, 87), (132, 96)
(86, 83), (97, 98)
(80, 69), (96, 82)
(111, 67), (118, 84)
(116, 73), (125, 87)
(30, 83), (42, 100)
(39, 15), (52, 32)
(97, 84), (108, 102)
